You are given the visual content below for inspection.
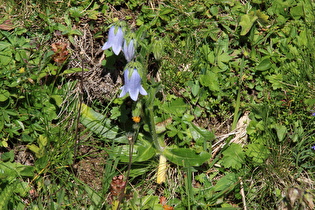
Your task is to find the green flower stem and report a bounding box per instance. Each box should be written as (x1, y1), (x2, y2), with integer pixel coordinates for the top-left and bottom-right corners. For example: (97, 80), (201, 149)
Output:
(147, 86), (166, 152)
(232, 57), (245, 130)
(148, 104), (165, 152)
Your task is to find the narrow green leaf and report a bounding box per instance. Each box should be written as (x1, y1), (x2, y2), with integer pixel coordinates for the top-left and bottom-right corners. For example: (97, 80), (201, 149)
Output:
(62, 68), (89, 75)
(213, 173), (237, 192)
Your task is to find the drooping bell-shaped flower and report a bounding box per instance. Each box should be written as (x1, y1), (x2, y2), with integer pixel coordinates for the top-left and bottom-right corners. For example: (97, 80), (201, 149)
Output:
(119, 68), (147, 101)
(102, 26), (124, 55)
(123, 39), (135, 62)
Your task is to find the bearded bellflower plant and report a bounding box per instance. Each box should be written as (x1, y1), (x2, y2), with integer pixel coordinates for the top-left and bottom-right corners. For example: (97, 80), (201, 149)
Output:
(119, 68), (147, 101)
(102, 25), (124, 55)
(123, 39), (135, 62)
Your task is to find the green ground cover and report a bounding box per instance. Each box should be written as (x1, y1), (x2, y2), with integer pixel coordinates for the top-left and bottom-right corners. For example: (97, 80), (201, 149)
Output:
(0, 0), (315, 209)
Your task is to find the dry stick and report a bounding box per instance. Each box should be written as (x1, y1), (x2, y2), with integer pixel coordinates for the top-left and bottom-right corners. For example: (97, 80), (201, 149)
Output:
(239, 177), (247, 210)
(73, 51), (85, 164)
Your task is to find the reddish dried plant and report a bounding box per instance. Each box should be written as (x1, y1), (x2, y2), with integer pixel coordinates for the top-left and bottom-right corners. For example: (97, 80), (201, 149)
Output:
(160, 196), (174, 210)
(51, 42), (69, 65)
(109, 175), (126, 203)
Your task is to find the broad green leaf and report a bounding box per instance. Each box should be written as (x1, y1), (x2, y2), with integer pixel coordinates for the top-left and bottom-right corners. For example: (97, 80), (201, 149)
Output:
(188, 122), (215, 142)
(0, 50), (13, 66)
(218, 52), (231, 63)
(14, 181), (30, 197)
(297, 29), (308, 46)
(163, 147), (210, 167)
(221, 143), (245, 170)
(0, 41), (11, 50)
(290, 4), (303, 19)
(304, 98), (315, 106)
(1, 151), (14, 162)
(0, 161), (34, 181)
(80, 103), (126, 142)
(239, 12), (258, 36)
(50, 95), (63, 107)
(27, 144), (45, 158)
(19, 165), (35, 177)
(38, 135), (48, 148)
(274, 124), (287, 142)
(256, 58), (271, 71)
(191, 83), (200, 97)
(113, 139), (155, 162)
(160, 7), (173, 15)
(42, 102), (57, 121)
(0, 90), (10, 102)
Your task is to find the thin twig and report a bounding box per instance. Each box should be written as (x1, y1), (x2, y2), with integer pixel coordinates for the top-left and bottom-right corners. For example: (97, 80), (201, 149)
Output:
(117, 129), (138, 209)
(239, 177), (247, 210)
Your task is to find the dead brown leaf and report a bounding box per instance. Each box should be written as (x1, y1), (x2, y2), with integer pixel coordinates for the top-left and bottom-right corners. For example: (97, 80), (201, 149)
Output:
(0, 19), (15, 31)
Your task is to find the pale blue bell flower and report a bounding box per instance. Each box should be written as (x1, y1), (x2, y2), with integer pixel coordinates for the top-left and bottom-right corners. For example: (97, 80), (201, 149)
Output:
(119, 69), (147, 101)
(123, 39), (135, 62)
(102, 26), (124, 55)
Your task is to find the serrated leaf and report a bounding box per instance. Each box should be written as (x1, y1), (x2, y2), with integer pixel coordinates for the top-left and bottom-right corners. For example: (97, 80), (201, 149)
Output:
(266, 74), (283, 90)
(200, 71), (220, 91)
(256, 10), (269, 25)
(162, 98), (189, 116)
(163, 147), (210, 167)
(246, 143), (270, 164)
(221, 143), (245, 170)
